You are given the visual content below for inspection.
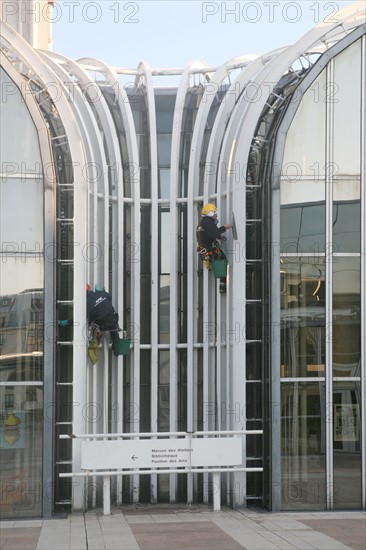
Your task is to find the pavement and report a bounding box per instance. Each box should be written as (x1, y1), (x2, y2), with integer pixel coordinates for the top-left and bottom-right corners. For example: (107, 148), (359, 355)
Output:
(0, 506), (365, 550)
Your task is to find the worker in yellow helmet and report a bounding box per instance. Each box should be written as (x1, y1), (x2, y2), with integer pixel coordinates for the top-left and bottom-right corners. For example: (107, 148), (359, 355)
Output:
(196, 203), (232, 292)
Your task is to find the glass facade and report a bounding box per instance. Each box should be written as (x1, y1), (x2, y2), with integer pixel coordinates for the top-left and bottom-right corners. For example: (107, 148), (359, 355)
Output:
(0, 68), (44, 517)
(280, 38), (364, 509)
(0, 10), (365, 517)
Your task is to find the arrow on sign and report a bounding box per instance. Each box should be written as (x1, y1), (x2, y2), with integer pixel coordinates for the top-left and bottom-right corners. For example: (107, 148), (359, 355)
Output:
(131, 455), (138, 461)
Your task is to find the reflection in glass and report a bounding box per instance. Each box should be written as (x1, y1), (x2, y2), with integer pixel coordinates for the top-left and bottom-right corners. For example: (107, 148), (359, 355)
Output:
(333, 39), (361, 175)
(281, 382), (326, 509)
(0, 68), (42, 167)
(333, 381), (361, 508)
(0, 386), (43, 517)
(1, 179), (44, 251)
(159, 168), (170, 199)
(140, 351), (151, 433)
(159, 210), (170, 344)
(333, 257), (360, 377)
(157, 134), (172, 166)
(280, 258), (325, 378)
(158, 351), (170, 431)
(333, 201), (360, 253)
(0, 284), (44, 383)
(281, 203), (325, 254)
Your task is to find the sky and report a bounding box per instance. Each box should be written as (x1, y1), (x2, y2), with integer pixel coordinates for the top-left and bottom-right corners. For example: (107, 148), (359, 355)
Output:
(52, 0), (358, 70)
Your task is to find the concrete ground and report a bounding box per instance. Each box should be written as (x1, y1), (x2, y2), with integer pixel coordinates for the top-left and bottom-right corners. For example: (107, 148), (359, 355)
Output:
(0, 506), (365, 550)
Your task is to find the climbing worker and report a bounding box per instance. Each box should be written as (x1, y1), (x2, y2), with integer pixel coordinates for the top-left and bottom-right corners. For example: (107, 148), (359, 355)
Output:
(86, 284), (120, 355)
(58, 284), (121, 356)
(196, 203), (232, 293)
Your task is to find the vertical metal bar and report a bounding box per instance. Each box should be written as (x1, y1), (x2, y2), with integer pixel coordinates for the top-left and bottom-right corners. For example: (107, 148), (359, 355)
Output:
(270, 181), (282, 512)
(169, 66), (191, 502)
(142, 63), (159, 503)
(325, 59), (335, 510)
(41, 113), (57, 521)
(361, 34), (366, 511)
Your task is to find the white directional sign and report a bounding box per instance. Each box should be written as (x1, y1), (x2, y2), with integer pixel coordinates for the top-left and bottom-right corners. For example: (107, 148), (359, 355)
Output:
(81, 437), (242, 470)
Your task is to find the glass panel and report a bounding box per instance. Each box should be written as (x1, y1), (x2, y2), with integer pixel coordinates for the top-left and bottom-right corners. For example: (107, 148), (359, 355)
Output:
(156, 111), (175, 134)
(159, 210), (170, 344)
(281, 258), (325, 378)
(1, 178), (44, 251)
(155, 92), (176, 134)
(333, 381), (362, 508)
(281, 382), (326, 509)
(333, 40), (361, 175)
(282, 71), (326, 177)
(0, 385), (43, 517)
(281, 200), (325, 254)
(158, 350), (170, 431)
(333, 257), (360, 377)
(0, 68), (42, 167)
(159, 168), (170, 199)
(333, 202), (360, 253)
(140, 350), (151, 432)
(0, 260), (44, 382)
(159, 275), (170, 344)
(140, 207), (151, 344)
(157, 134), (172, 166)
(178, 350), (187, 431)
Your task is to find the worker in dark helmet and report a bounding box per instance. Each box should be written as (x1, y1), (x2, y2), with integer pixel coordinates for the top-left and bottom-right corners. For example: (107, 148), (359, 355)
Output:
(86, 284), (120, 353)
(196, 203), (232, 292)
(59, 284), (120, 355)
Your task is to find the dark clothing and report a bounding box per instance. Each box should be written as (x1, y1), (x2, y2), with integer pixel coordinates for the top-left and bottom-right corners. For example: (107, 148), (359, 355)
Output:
(87, 290), (119, 341)
(196, 216), (226, 248)
(196, 216), (228, 291)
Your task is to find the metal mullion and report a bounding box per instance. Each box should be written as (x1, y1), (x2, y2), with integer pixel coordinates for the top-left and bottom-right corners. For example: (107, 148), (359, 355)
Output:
(185, 62), (209, 504)
(219, 121), (249, 507)
(361, 33), (366, 511)
(168, 65), (191, 502)
(142, 63), (159, 504)
(325, 59), (335, 510)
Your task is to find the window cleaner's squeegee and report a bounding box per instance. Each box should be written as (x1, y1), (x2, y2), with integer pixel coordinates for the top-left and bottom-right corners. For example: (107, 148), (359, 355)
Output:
(231, 211), (238, 240)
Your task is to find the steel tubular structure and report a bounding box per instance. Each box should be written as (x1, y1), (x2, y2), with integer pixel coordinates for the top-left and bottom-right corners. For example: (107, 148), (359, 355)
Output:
(0, 2), (365, 514)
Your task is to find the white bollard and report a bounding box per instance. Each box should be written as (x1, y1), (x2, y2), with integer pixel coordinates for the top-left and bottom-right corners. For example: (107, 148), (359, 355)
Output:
(103, 475), (111, 515)
(213, 472), (221, 511)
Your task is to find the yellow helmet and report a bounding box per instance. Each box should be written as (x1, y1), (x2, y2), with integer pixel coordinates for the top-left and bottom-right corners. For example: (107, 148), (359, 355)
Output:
(201, 203), (217, 216)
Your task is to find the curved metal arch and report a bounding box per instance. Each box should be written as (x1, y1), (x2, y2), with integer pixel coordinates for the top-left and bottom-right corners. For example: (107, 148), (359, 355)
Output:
(185, 55), (258, 503)
(136, 59), (160, 503)
(204, 48), (287, 199)
(40, 52), (109, 284)
(39, 52), (114, 509)
(184, 61), (209, 442)
(78, 57), (142, 447)
(52, 50), (131, 504)
(44, 52), (129, 457)
(42, 52), (126, 423)
(185, 56), (260, 499)
(168, 60), (198, 502)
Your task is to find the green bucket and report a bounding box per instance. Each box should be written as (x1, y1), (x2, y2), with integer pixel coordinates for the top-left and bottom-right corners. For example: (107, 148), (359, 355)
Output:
(113, 338), (131, 356)
(211, 259), (228, 279)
